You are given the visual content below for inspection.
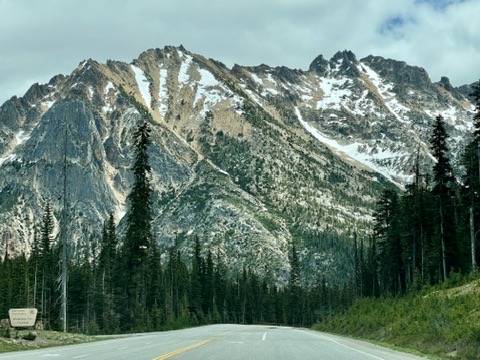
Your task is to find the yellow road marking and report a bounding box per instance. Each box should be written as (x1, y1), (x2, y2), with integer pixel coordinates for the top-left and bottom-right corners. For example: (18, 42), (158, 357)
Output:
(153, 334), (225, 360)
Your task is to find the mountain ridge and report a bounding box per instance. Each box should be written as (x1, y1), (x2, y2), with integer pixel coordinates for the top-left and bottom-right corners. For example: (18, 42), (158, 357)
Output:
(0, 45), (476, 284)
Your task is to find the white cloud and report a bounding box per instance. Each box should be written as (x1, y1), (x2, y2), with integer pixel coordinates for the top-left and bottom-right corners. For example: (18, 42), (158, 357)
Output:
(0, 0), (478, 105)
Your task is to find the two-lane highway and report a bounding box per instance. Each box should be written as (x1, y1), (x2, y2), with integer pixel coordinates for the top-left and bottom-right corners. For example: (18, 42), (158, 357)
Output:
(0, 324), (428, 359)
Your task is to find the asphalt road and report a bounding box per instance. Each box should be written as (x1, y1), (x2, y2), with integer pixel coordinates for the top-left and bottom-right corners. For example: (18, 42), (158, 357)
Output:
(0, 324), (428, 360)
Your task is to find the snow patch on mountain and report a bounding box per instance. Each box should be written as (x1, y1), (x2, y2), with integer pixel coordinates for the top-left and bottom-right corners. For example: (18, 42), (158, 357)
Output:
(158, 67), (169, 118)
(104, 81), (114, 94)
(41, 99), (55, 109)
(295, 107), (409, 186)
(193, 69), (225, 118)
(102, 82), (116, 113)
(0, 154), (17, 167)
(16, 131), (30, 145)
(131, 65), (151, 108)
(248, 72), (280, 97)
(178, 52), (193, 84)
(88, 86), (94, 100)
(316, 77), (351, 110)
(360, 63), (409, 120)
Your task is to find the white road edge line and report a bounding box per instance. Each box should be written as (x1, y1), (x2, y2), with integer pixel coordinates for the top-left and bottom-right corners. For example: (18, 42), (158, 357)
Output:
(320, 335), (385, 360)
(262, 332), (267, 341)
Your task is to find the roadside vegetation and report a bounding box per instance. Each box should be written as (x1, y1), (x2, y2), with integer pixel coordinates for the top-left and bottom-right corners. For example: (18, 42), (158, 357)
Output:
(0, 329), (100, 353)
(313, 272), (480, 360)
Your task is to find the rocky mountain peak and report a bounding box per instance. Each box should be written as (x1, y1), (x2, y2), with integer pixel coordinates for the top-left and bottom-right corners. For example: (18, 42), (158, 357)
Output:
(361, 55), (433, 91)
(436, 76), (465, 101)
(331, 50), (358, 64)
(0, 45), (476, 285)
(309, 54), (329, 75)
(329, 50), (360, 77)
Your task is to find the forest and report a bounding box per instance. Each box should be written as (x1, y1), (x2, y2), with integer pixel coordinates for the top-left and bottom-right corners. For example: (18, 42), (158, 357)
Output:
(0, 83), (480, 335)
(0, 122), (351, 334)
(360, 82), (480, 297)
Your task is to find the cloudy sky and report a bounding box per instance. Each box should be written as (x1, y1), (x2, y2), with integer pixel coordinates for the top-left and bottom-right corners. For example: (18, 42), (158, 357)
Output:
(0, 0), (479, 105)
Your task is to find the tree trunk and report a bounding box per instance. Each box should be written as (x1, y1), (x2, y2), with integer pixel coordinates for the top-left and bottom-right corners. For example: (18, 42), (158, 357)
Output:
(470, 207), (477, 271)
(440, 204), (447, 281)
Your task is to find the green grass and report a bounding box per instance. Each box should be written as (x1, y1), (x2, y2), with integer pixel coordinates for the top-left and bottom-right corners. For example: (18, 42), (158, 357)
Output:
(313, 273), (480, 360)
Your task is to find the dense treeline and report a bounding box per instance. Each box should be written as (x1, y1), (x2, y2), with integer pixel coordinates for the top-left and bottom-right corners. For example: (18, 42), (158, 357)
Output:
(360, 82), (480, 297)
(0, 222), (353, 333)
(0, 122), (353, 334)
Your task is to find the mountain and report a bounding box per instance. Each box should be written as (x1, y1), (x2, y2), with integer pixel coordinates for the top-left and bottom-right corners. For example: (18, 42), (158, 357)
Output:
(0, 45), (475, 285)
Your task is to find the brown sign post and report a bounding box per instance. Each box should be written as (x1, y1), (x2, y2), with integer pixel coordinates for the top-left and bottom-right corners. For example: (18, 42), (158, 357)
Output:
(8, 308), (38, 328)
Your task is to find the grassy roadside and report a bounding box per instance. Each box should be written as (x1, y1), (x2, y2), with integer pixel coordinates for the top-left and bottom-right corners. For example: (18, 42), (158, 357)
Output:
(0, 329), (105, 353)
(312, 274), (480, 359)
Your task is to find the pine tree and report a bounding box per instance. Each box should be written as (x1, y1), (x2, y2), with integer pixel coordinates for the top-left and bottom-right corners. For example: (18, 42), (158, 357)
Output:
(461, 80), (480, 272)
(213, 252), (227, 323)
(460, 142), (480, 272)
(203, 250), (215, 317)
(362, 235), (379, 297)
(39, 201), (56, 329)
(97, 212), (119, 333)
(471, 80), (480, 142)
(288, 243), (303, 325)
(373, 189), (405, 294)
(430, 115), (461, 280)
(123, 122), (154, 268)
(120, 121), (155, 330)
(189, 236), (204, 319)
(0, 250), (12, 318)
(29, 226), (42, 309)
(401, 176), (435, 287)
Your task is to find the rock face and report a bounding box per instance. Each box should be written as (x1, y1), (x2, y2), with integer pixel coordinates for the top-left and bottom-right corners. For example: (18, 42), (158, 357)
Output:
(0, 46), (475, 284)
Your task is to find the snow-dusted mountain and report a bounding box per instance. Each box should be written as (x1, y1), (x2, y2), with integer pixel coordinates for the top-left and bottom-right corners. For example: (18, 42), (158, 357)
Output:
(236, 50), (473, 185)
(0, 45), (475, 284)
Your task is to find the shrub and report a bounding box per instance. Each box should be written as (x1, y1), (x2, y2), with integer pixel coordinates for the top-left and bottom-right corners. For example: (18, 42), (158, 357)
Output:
(22, 331), (36, 341)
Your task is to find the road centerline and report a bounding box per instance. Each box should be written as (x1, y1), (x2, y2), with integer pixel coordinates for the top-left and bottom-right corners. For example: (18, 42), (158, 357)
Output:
(262, 332), (267, 341)
(153, 334), (225, 360)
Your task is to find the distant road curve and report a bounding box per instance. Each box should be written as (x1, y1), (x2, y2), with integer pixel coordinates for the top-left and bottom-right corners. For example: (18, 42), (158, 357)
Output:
(0, 324), (427, 360)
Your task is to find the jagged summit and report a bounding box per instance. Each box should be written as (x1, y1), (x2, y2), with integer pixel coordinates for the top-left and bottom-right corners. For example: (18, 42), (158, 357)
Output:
(309, 54), (329, 75)
(361, 55), (433, 90)
(331, 50), (358, 63)
(0, 45), (476, 283)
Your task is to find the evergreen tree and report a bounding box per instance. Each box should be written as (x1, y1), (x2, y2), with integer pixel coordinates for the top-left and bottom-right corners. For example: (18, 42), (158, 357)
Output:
(0, 250), (12, 318)
(120, 121), (156, 330)
(362, 235), (379, 297)
(353, 232), (362, 298)
(97, 213), (119, 333)
(430, 115), (461, 279)
(189, 236), (204, 320)
(39, 201), (56, 329)
(398, 155), (438, 288)
(29, 226), (42, 309)
(460, 80), (480, 272)
(123, 122), (154, 268)
(471, 80), (480, 141)
(373, 189), (405, 295)
(288, 243), (303, 325)
(203, 250), (215, 317)
(460, 142), (480, 272)
(213, 252), (228, 323)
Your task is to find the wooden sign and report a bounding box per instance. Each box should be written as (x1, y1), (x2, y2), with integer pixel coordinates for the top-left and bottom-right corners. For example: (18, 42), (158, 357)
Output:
(8, 308), (38, 328)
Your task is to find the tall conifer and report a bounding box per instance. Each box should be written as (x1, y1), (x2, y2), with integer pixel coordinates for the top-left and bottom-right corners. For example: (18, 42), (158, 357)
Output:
(123, 122), (154, 268)
(430, 115), (459, 280)
(120, 121), (155, 329)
